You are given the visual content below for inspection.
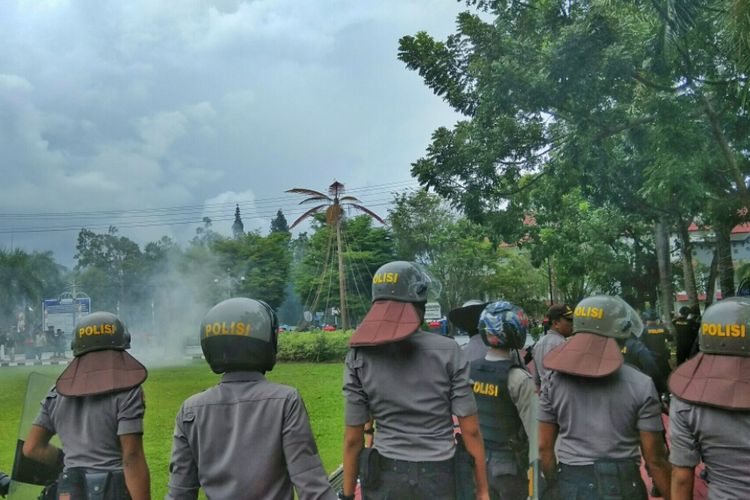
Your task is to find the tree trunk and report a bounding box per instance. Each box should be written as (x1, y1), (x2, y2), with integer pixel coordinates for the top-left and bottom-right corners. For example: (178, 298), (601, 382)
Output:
(715, 219), (735, 299)
(654, 217), (674, 323)
(705, 249), (719, 307)
(336, 218), (348, 330)
(677, 220), (699, 308)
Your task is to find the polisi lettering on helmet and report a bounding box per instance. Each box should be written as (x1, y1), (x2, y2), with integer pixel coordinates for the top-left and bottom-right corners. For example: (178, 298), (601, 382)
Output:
(370, 261), (435, 303)
(71, 311), (131, 356)
(697, 297), (750, 356)
(572, 295), (642, 340)
(574, 306), (604, 320)
(701, 323), (746, 338)
(372, 272), (399, 285)
(78, 323), (116, 337)
(200, 297), (278, 374)
(204, 321), (252, 337)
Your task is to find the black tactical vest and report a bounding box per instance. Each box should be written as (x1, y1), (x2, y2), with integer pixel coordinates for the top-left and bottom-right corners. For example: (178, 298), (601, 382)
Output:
(470, 358), (524, 451)
(643, 323), (669, 356)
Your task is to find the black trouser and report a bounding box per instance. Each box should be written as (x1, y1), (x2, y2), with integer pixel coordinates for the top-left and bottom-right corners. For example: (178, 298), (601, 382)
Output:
(361, 455), (456, 500)
(56, 468), (130, 500)
(485, 449), (527, 500)
(558, 461), (647, 500)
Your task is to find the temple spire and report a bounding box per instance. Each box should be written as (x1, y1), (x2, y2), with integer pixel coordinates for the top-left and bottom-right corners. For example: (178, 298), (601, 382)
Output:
(232, 204), (244, 238)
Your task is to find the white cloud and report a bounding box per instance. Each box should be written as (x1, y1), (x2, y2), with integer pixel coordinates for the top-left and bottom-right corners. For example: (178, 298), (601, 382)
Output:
(0, 0), (463, 266)
(0, 73), (33, 92)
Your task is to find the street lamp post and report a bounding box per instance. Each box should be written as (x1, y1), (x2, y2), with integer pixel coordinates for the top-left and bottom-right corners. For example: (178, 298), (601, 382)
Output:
(213, 269), (245, 299)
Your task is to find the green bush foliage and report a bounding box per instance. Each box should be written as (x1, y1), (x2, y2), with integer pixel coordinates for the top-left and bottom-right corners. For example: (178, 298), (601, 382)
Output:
(277, 330), (353, 362)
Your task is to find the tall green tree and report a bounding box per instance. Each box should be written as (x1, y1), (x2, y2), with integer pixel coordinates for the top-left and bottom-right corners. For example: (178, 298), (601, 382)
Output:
(75, 226), (145, 316)
(0, 249), (65, 331)
(389, 190), (547, 315)
(270, 209), (290, 234)
(398, 0), (749, 307)
(213, 230), (292, 310)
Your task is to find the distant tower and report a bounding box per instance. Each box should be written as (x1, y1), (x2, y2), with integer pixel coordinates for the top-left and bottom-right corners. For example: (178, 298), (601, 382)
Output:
(232, 204), (245, 238)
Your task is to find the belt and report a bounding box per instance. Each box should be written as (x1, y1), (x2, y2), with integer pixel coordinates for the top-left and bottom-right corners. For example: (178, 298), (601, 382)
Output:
(559, 461), (638, 472)
(379, 455), (454, 473)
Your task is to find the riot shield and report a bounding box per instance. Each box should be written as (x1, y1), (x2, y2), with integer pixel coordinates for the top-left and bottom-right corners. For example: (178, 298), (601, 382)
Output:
(8, 372), (60, 500)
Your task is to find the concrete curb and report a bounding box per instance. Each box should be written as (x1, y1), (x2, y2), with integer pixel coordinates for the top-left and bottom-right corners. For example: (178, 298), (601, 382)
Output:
(0, 359), (70, 367)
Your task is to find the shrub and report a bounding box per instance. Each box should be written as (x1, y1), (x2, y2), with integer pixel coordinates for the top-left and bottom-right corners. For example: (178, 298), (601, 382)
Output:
(277, 330), (353, 362)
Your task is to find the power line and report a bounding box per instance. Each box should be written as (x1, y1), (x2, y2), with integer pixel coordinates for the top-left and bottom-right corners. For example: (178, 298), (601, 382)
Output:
(0, 200), (397, 235)
(0, 199), (396, 233)
(0, 190), (409, 227)
(0, 179), (418, 219)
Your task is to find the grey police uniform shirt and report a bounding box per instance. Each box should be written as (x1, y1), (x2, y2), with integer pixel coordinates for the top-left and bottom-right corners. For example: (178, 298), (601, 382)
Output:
(463, 334), (489, 363)
(532, 329), (565, 386)
(669, 397), (750, 499)
(33, 386), (145, 470)
(538, 364), (663, 465)
(343, 330), (478, 462)
(166, 371), (334, 500)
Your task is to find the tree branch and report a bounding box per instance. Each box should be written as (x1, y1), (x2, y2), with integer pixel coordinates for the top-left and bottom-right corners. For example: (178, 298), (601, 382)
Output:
(632, 72), (691, 92)
(595, 114), (657, 140)
(701, 92), (749, 200)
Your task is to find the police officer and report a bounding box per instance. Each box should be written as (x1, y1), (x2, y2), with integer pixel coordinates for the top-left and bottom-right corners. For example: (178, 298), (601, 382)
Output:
(448, 299), (489, 362)
(341, 261), (489, 500)
(641, 310), (672, 393)
(672, 306), (699, 366)
(532, 304), (574, 387)
(668, 297), (750, 499)
(470, 301), (536, 500)
(618, 325), (667, 396)
(538, 295), (671, 499)
(166, 298), (334, 500)
(620, 325), (667, 499)
(23, 312), (150, 499)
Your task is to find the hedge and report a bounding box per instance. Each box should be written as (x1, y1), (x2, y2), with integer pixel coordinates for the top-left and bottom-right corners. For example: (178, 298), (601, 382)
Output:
(277, 330), (353, 362)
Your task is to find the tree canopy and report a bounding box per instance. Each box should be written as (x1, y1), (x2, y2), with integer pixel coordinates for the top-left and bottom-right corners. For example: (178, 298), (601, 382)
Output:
(398, 0), (750, 309)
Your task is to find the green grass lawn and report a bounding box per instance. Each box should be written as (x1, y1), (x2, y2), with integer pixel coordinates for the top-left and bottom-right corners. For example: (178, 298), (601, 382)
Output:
(0, 361), (344, 499)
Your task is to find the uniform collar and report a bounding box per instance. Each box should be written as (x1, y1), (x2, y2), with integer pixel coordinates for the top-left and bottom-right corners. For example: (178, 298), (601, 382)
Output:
(485, 351), (511, 361)
(221, 371), (266, 383)
(547, 329), (565, 339)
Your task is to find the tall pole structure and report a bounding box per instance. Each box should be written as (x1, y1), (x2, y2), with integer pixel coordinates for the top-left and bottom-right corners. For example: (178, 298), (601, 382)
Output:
(336, 216), (348, 330)
(287, 180), (385, 330)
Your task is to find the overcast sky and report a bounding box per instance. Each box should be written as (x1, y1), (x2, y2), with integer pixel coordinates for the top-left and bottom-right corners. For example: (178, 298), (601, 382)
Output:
(0, 0), (464, 266)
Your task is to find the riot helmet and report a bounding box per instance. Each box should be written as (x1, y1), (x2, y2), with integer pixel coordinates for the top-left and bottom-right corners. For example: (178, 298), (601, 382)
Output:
(200, 297), (278, 374)
(698, 296), (750, 357)
(371, 260), (438, 304)
(71, 312), (131, 357)
(573, 295), (643, 340)
(349, 261), (440, 346)
(478, 301), (529, 349)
